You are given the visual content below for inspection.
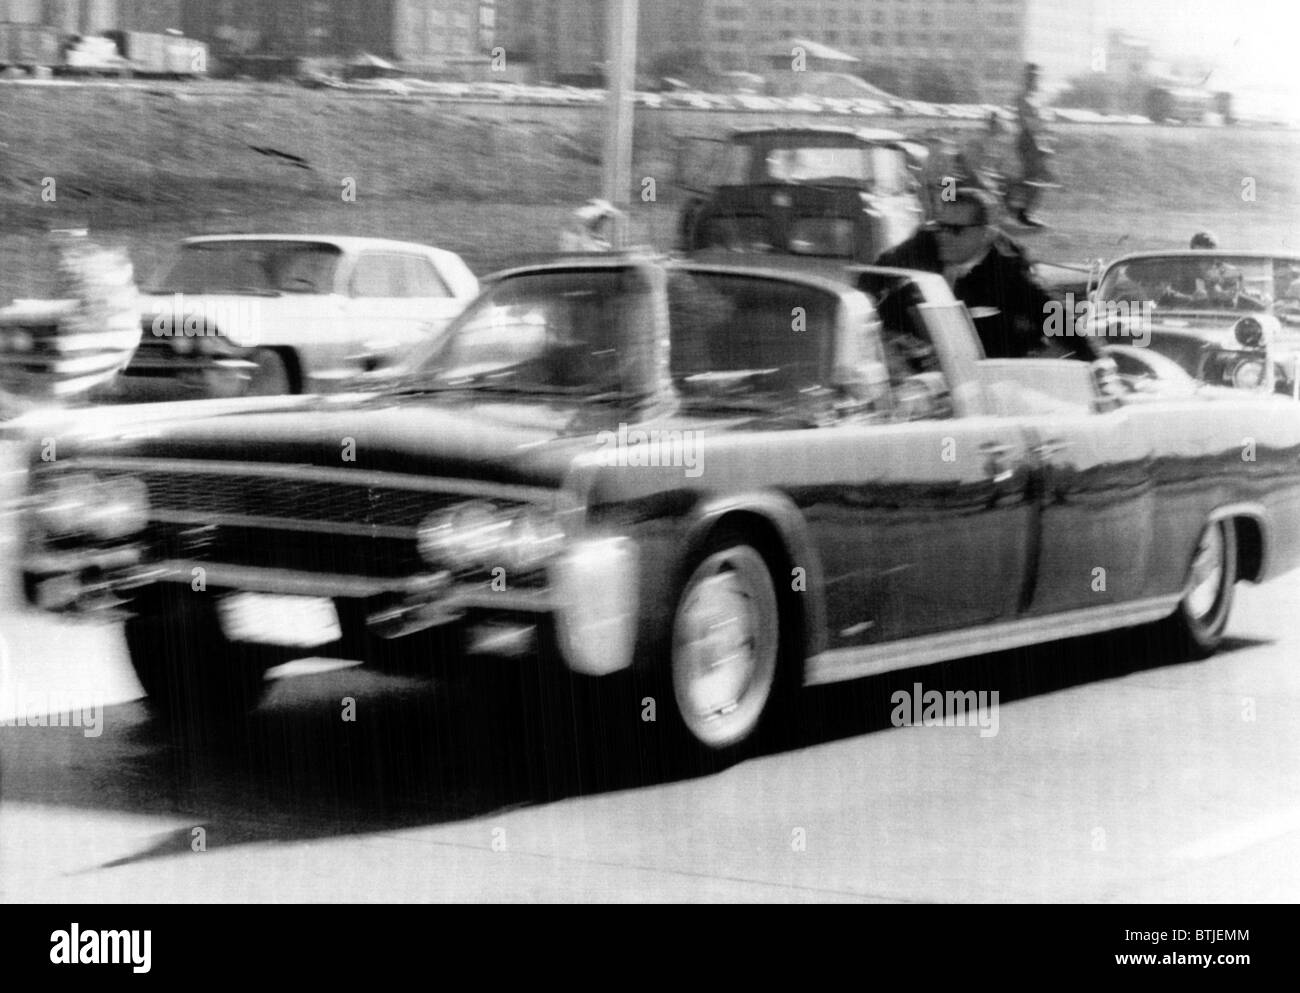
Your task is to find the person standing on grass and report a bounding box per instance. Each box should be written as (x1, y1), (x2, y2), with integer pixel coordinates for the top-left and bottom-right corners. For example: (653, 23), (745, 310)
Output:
(1013, 63), (1054, 229)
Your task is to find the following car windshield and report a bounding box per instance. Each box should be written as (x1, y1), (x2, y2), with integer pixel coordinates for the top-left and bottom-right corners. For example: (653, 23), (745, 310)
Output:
(721, 137), (907, 193)
(1097, 255), (1286, 315)
(147, 241), (343, 295)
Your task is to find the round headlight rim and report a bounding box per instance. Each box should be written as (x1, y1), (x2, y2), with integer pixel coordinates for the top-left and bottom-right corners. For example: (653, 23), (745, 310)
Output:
(32, 471), (104, 539)
(418, 499), (566, 575)
(1234, 316), (1266, 348)
(86, 474), (151, 540)
(32, 470), (150, 541)
(499, 505), (568, 576)
(1230, 357), (1266, 390)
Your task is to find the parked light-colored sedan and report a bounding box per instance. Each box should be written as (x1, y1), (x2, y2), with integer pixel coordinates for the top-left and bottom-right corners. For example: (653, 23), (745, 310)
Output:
(108, 235), (478, 400)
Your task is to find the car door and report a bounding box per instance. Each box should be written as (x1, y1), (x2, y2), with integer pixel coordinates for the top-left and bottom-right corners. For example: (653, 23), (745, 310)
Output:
(797, 295), (1037, 649)
(343, 252), (464, 373)
(805, 415), (1037, 650)
(976, 359), (1156, 617)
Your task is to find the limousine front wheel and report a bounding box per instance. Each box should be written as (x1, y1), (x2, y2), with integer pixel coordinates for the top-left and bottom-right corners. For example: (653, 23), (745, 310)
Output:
(670, 537), (782, 754)
(1166, 519), (1237, 658)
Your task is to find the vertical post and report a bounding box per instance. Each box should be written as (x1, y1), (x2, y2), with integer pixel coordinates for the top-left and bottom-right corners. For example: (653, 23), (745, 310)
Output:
(602, 0), (639, 249)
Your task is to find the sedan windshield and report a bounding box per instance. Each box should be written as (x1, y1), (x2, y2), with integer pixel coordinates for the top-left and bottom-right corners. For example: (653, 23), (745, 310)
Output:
(148, 241), (343, 295)
(409, 267), (664, 398)
(1098, 255), (1292, 315)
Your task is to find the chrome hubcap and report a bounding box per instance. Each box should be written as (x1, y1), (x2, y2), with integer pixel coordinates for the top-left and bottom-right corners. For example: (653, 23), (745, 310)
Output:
(672, 546), (778, 750)
(1186, 523), (1225, 620)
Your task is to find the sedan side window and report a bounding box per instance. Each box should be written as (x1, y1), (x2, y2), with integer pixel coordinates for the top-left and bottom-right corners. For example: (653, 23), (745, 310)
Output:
(349, 254), (405, 298)
(402, 256), (452, 298)
(350, 254), (454, 298)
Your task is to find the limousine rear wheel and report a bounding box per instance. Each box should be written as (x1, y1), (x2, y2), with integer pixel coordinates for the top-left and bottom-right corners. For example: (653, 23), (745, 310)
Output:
(125, 590), (270, 734)
(1166, 519), (1237, 659)
(669, 535), (783, 754)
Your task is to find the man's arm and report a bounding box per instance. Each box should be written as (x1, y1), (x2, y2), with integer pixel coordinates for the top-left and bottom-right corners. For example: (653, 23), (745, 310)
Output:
(1002, 242), (1101, 361)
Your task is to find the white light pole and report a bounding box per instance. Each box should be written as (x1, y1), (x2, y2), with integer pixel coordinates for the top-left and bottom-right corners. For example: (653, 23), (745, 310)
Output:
(601, 0), (639, 249)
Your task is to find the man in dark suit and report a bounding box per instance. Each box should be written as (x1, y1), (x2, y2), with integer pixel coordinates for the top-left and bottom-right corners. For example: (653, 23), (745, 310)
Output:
(875, 187), (1100, 362)
(873, 185), (1097, 361)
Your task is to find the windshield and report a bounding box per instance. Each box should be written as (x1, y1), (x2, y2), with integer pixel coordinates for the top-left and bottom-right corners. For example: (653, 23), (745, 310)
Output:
(148, 241), (342, 295)
(1097, 255), (1294, 316)
(722, 136), (906, 192)
(397, 266), (839, 410)
(668, 270), (834, 408)
(409, 267), (664, 398)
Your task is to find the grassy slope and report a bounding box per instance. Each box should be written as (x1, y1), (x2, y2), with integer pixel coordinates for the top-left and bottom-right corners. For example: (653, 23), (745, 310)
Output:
(1, 84), (1298, 300)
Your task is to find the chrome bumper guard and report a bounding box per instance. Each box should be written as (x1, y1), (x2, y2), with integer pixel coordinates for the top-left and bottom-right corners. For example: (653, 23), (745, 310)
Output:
(24, 536), (641, 676)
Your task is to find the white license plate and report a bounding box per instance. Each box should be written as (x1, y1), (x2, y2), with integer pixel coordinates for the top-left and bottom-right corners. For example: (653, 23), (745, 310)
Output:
(218, 594), (342, 648)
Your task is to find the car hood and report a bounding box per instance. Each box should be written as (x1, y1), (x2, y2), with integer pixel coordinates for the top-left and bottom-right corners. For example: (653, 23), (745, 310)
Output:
(7, 392), (731, 491)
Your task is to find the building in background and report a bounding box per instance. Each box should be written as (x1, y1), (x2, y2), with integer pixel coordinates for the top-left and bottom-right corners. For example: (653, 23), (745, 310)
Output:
(495, 0), (1029, 100)
(176, 0), (493, 65)
(1024, 0), (1105, 96)
(1, 0), (184, 33)
(1, 0), (497, 64)
(690, 0), (1032, 101)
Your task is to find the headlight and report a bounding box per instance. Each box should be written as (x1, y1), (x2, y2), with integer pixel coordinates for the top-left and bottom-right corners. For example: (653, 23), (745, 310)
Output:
(1231, 358), (1265, 389)
(85, 476), (150, 539)
(32, 471), (150, 540)
(1234, 317), (1265, 348)
(33, 472), (101, 537)
(0, 328), (37, 353)
(500, 506), (567, 574)
(417, 501), (565, 575)
(418, 501), (511, 571)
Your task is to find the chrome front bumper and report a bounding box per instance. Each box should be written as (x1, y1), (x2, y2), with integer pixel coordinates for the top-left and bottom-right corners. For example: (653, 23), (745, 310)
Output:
(23, 536), (640, 677)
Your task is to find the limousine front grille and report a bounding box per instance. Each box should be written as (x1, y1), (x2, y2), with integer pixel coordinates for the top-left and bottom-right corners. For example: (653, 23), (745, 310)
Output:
(57, 458), (555, 577)
(123, 469), (459, 533)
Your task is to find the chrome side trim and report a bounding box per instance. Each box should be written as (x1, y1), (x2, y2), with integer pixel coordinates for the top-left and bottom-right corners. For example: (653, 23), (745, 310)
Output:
(803, 595), (1182, 687)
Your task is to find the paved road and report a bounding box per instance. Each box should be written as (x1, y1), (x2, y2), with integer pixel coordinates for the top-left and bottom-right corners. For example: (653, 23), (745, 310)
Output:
(2, 446), (1298, 902)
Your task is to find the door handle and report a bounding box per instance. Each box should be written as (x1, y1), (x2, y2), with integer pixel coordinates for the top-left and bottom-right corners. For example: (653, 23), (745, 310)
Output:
(979, 441), (1016, 484)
